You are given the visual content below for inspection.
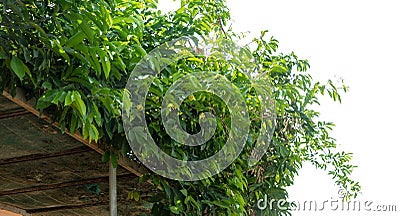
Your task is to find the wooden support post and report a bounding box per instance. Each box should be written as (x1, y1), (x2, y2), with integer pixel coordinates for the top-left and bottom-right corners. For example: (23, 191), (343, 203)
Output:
(109, 162), (117, 216)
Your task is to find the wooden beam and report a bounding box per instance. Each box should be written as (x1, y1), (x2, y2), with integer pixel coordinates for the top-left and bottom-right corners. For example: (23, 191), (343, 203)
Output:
(0, 173), (133, 196)
(0, 146), (91, 166)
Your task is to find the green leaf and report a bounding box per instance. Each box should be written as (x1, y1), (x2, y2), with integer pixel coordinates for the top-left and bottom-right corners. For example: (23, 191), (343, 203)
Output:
(10, 57), (29, 80)
(83, 11), (104, 31)
(80, 19), (94, 43)
(123, 89), (133, 117)
(169, 206), (180, 214)
(82, 118), (90, 139)
(134, 44), (147, 57)
(65, 91), (75, 106)
(180, 189), (187, 196)
(92, 102), (102, 125)
(187, 57), (204, 64)
(70, 112), (78, 134)
(0, 49), (8, 59)
(28, 21), (50, 45)
(96, 47), (111, 78)
(102, 150), (110, 163)
(65, 31), (85, 47)
(42, 81), (52, 90)
(72, 91), (86, 117)
(51, 91), (65, 105)
(50, 39), (70, 64)
(89, 47), (101, 76)
(271, 65), (288, 74)
(89, 124), (99, 142)
(110, 151), (118, 168)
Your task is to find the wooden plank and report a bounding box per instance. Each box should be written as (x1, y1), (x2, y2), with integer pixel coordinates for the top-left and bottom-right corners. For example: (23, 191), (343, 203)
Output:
(26, 197), (144, 215)
(0, 146), (91, 165)
(0, 109), (30, 119)
(0, 173), (133, 196)
(2, 91), (146, 178)
(26, 201), (109, 214)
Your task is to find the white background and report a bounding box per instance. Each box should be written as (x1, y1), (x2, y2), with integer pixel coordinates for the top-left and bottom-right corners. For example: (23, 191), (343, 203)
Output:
(160, 0), (400, 215)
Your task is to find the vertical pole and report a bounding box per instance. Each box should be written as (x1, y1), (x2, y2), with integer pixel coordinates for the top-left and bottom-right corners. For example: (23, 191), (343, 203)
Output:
(109, 162), (117, 216)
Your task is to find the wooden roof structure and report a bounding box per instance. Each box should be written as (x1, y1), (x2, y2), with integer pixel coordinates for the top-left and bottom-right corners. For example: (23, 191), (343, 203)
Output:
(0, 91), (154, 215)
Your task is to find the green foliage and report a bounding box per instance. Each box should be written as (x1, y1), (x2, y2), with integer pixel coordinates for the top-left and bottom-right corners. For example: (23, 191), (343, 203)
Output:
(0, 0), (360, 215)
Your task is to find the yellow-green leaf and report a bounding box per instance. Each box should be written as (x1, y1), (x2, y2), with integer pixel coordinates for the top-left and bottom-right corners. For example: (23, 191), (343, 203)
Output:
(72, 91), (86, 117)
(132, 191), (140, 202)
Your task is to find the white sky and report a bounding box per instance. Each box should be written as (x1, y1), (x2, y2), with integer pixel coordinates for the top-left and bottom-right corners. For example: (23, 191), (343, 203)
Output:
(160, 0), (400, 215)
